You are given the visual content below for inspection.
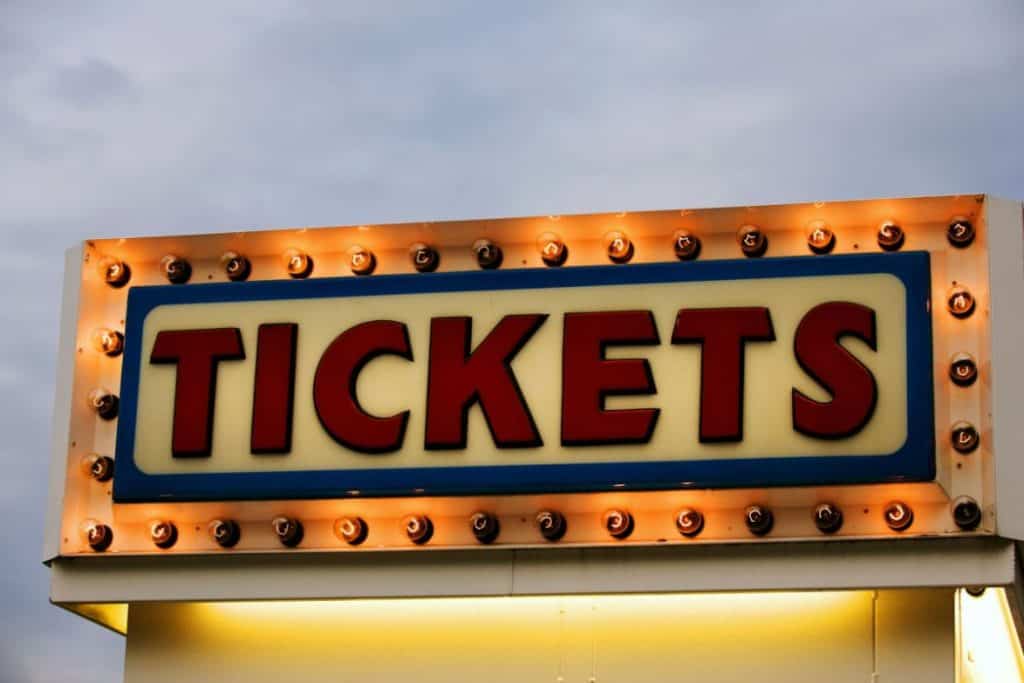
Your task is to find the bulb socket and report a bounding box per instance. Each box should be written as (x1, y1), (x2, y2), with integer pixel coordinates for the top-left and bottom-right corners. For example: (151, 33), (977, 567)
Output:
(283, 249), (313, 279)
(88, 390), (119, 421)
(348, 246), (376, 276)
(334, 516), (368, 545)
(947, 217), (975, 248)
(470, 512), (500, 544)
(813, 502), (844, 534)
(82, 454), (114, 482)
(877, 222), (905, 251)
(737, 225), (767, 258)
(883, 501), (914, 532)
(952, 496), (982, 531)
(949, 352), (978, 387)
(409, 243), (440, 273)
(672, 230), (701, 261)
(91, 328), (124, 357)
(161, 255), (192, 284)
(951, 421), (980, 454)
(605, 232), (634, 264)
(404, 515), (434, 545)
(603, 509), (634, 539)
(209, 519), (241, 548)
(806, 221), (835, 254)
(675, 508), (705, 537)
(538, 232), (568, 267)
(536, 510), (567, 541)
(744, 505), (774, 536)
(99, 257), (131, 288)
(84, 521), (113, 552)
(150, 520), (178, 549)
(221, 252), (251, 281)
(946, 286), (976, 318)
(473, 239), (503, 270)
(272, 516), (304, 547)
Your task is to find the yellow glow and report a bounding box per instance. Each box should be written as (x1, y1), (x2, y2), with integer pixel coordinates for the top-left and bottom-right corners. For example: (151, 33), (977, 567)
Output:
(63, 602), (128, 635)
(959, 588), (1024, 682)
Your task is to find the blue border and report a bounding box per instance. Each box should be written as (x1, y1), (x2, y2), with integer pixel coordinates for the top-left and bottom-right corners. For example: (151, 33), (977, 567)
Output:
(113, 253), (935, 502)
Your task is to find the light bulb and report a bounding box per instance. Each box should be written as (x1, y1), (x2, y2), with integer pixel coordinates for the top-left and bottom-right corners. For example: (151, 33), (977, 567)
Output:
(87, 388), (118, 420)
(282, 248), (313, 279)
(334, 516), (368, 545)
(537, 232), (567, 267)
(951, 496), (982, 531)
(272, 516), (304, 547)
(951, 421), (980, 454)
(672, 230), (701, 261)
(744, 504), (773, 536)
(81, 519), (112, 552)
(348, 245), (376, 275)
(470, 512), (500, 544)
(675, 508), (704, 537)
(80, 453), (114, 482)
(536, 510), (566, 541)
(403, 514), (433, 545)
(737, 225), (767, 257)
(208, 519), (241, 548)
(947, 285), (975, 318)
(150, 520), (178, 549)
(97, 256), (130, 288)
(813, 502), (843, 534)
(409, 243), (439, 273)
(806, 220), (835, 254)
(883, 501), (913, 531)
(949, 352), (978, 387)
(603, 509), (634, 539)
(877, 221), (904, 251)
(472, 239), (503, 269)
(605, 231), (634, 264)
(90, 328), (124, 357)
(160, 254), (192, 284)
(947, 216), (975, 248)
(221, 251), (251, 281)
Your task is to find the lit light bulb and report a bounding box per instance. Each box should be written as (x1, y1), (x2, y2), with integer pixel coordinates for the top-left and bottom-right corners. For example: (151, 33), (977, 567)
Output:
(469, 511), (500, 544)
(951, 421), (980, 454)
(160, 254), (192, 284)
(947, 216), (975, 248)
(208, 519), (241, 548)
(883, 501), (913, 531)
(97, 256), (130, 288)
(672, 230), (701, 261)
(675, 508), (704, 537)
(744, 504), (773, 536)
(949, 352), (978, 387)
(90, 328), (124, 357)
(409, 243), (440, 273)
(806, 220), (835, 254)
(221, 251), (251, 281)
(536, 510), (567, 541)
(813, 502), (843, 534)
(877, 221), (905, 251)
(605, 231), (634, 264)
(81, 519), (112, 552)
(537, 232), (567, 267)
(603, 509), (634, 539)
(472, 239), (503, 269)
(80, 453), (114, 482)
(272, 516), (304, 547)
(282, 248), (313, 279)
(947, 285), (975, 318)
(333, 516), (368, 545)
(348, 245), (376, 275)
(403, 514), (433, 545)
(737, 225), (767, 257)
(87, 388), (119, 420)
(951, 496), (982, 531)
(150, 520), (178, 549)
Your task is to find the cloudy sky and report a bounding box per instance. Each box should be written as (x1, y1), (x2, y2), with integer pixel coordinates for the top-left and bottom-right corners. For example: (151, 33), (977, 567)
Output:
(1, 2), (1022, 681)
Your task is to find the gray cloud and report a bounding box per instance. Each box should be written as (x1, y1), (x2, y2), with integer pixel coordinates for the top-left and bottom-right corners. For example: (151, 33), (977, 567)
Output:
(1, 2), (1022, 681)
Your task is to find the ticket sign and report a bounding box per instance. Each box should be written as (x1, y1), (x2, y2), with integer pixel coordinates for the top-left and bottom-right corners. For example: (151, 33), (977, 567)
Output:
(113, 252), (934, 502)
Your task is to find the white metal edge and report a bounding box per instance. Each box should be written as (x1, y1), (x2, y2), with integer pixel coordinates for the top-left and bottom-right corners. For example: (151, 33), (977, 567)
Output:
(42, 245), (83, 564)
(49, 537), (1015, 604)
(987, 197), (1024, 540)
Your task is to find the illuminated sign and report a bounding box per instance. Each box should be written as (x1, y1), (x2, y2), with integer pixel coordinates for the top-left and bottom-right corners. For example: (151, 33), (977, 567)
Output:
(113, 252), (933, 502)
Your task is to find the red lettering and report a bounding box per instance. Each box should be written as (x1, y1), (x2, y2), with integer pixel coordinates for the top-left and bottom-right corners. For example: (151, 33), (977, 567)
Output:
(250, 323), (297, 454)
(313, 321), (413, 454)
(562, 311), (660, 445)
(792, 302), (878, 439)
(425, 315), (547, 449)
(150, 328), (245, 457)
(672, 307), (775, 442)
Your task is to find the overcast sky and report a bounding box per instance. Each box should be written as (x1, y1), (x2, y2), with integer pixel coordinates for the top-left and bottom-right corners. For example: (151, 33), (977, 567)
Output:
(1, 2), (1022, 681)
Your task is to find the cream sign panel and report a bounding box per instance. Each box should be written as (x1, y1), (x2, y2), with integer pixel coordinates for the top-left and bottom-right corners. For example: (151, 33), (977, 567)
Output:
(113, 253), (934, 501)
